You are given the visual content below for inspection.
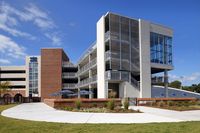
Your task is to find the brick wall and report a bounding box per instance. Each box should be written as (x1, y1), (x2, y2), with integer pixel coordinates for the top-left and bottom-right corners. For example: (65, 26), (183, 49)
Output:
(41, 49), (69, 100)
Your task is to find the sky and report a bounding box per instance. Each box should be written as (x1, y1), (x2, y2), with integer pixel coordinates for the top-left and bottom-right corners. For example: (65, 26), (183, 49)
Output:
(0, 0), (200, 86)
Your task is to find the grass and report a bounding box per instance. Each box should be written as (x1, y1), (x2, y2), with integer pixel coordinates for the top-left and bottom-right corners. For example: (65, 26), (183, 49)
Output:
(0, 104), (200, 133)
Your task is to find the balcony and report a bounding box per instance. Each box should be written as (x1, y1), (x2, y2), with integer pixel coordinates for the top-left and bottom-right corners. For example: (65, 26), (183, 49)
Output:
(79, 58), (97, 75)
(62, 62), (77, 68)
(63, 83), (77, 89)
(77, 41), (96, 64)
(62, 73), (77, 78)
(79, 75), (97, 87)
(105, 70), (129, 81)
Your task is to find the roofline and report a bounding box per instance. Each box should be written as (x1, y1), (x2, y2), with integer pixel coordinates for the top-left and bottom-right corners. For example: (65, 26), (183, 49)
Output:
(105, 12), (173, 31)
(153, 85), (200, 96)
(0, 65), (25, 68)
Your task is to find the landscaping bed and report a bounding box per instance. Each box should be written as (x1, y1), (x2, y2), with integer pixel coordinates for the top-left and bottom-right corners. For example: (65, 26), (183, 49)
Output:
(57, 106), (141, 113)
(55, 98), (141, 113)
(145, 100), (200, 111)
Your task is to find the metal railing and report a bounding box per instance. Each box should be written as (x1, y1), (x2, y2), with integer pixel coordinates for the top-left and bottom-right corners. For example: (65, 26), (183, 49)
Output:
(77, 41), (96, 64)
(79, 58), (97, 75)
(131, 76), (140, 89)
(105, 70), (140, 89)
(78, 75), (97, 87)
(63, 83), (77, 89)
(62, 62), (77, 67)
(62, 73), (77, 78)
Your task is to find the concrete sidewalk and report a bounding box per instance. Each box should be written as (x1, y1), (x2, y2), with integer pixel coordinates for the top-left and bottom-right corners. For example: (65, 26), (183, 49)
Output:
(1, 103), (200, 123)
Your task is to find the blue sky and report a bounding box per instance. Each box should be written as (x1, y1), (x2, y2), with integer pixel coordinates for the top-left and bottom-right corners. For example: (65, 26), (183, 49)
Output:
(0, 0), (200, 85)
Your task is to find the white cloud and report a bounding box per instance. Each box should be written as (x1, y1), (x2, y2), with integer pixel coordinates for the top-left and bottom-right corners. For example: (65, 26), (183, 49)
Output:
(0, 59), (11, 64)
(0, 2), (36, 39)
(0, 2), (59, 44)
(169, 72), (200, 83)
(24, 4), (55, 29)
(0, 34), (26, 59)
(0, 23), (35, 39)
(45, 33), (62, 46)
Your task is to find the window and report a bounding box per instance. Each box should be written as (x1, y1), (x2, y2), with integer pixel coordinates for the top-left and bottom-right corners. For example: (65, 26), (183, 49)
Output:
(150, 32), (172, 65)
(29, 57), (39, 95)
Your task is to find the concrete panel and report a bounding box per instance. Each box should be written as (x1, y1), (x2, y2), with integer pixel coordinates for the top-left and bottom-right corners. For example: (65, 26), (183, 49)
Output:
(0, 66), (25, 70)
(139, 19), (151, 98)
(9, 81), (26, 86)
(150, 23), (173, 37)
(119, 81), (140, 98)
(0, 73), (26, 78)
(151, 63), (174, 70)
(97, 16), (106, 98)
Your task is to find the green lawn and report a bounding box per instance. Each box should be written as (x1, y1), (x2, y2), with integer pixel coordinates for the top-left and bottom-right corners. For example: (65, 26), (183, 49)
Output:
(1, 104), (200, 133)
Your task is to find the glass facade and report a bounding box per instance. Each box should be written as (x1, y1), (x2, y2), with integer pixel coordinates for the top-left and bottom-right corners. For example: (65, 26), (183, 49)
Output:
(29, 57), (39, 97)
(150, 32), (172, 65)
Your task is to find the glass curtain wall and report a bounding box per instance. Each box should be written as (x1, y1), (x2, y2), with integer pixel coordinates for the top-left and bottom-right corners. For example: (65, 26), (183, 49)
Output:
(150, 32), (172, 65)
(29, 57), (39, 97)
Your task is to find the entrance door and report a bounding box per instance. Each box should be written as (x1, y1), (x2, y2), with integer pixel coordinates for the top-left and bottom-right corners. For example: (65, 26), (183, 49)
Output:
(14, 94), (23, 103)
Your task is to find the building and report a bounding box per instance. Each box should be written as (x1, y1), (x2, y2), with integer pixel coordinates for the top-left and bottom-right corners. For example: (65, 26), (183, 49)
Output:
(1, 12), (175, 100)
(0, 66), (26, 102)
(76, 12), (173, 99)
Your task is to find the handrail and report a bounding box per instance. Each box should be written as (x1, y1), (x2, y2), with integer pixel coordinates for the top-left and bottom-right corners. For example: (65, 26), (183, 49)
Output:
(77, 41), (96, 64)
(79, 58), (97, 75)
(62, 73), (77, 78)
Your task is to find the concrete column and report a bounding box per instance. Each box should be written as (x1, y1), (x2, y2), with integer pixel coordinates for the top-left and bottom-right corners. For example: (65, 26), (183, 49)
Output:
(78, 65), (80, 98)
(164, 70), (168, 97)
(139, 19), (151, 98)
(97, 16), (106, 98)
(89, 54), (92, 99)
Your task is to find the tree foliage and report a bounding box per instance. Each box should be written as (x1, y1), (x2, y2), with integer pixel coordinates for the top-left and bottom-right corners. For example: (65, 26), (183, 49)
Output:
(182, 83), (200, 93)
(0, 81), (11, 97)
(169, 80), (182, 89)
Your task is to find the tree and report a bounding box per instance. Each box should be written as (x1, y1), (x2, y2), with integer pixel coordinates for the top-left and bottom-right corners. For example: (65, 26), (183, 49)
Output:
(0, 81), (11, 98)
(182, 83), (200, 93)
(169, 80), (182, 89)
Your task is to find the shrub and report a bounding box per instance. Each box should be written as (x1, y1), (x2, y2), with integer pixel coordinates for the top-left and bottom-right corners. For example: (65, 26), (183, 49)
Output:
(63, 106), (73, 111)
(157, 101), (165, 107)
(197, 101), (200, 105)
(151, 100), (157, 106)
(92, 103), (97, 108)
(176, 101), (183, 107)
(107, 99), (115, 110)
(189, 101), (196, 105)
(75, 99), (82, 110)
(108, 90), (117, 98)
(183, 101), (189, 107)
(123, 98), (129, 110)
(103, 102), (107, 108)
(167, 101), (174, 106)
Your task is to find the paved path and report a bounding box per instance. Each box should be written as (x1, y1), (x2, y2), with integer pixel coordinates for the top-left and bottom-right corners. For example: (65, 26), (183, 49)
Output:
(1, 103), (200, 123)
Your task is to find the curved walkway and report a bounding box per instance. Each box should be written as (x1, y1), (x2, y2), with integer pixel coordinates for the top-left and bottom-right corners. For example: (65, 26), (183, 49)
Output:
(1, 103), (200, 123)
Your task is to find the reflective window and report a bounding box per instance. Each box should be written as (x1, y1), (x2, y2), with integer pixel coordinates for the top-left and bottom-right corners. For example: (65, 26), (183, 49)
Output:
(29, 57), (39, 96)
(150, 32), (172, 65)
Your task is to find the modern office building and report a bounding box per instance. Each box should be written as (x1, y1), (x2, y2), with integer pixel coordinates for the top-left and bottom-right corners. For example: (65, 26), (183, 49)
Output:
(3, 12), (195, 100)
(77, 12), (173, 99)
